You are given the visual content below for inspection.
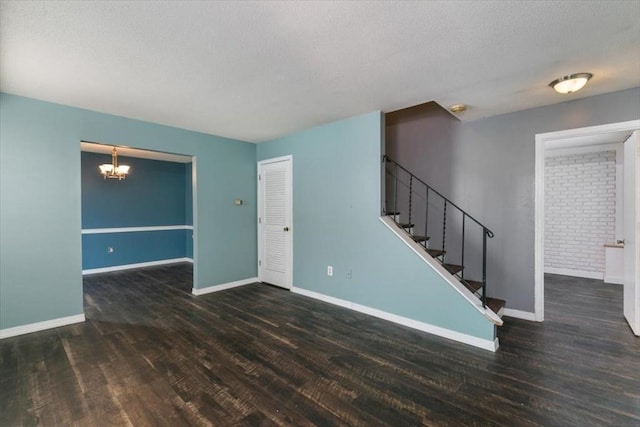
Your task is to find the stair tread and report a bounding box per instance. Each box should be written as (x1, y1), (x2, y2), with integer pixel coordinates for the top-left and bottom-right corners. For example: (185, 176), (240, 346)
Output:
(411, 235), (430, 242)
(443, 264), (463, 275)
(398, 223), (414, 229)
(386, 211), (400, 216)
(486, 297), (506, 316)
(463, 280), (482, 293)
(426, 249), (445, 258)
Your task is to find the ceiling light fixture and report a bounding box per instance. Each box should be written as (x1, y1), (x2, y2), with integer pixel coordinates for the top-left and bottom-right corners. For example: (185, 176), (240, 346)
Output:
(449, 104), (467, 113)
(549, 73), (592, 94)
(99, 147), (130, 180)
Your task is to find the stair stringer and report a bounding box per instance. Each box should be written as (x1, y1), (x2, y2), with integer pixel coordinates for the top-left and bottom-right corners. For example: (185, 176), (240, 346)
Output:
(380, 216), (503, 326)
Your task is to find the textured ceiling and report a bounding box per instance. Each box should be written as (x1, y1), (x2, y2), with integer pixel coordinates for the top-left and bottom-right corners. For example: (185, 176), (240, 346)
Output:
(1, 1), (639, 143)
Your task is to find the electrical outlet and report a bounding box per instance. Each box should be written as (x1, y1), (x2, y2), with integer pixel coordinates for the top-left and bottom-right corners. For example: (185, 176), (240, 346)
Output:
(107, 247), (114, 254)
(327, 265), (333, 276)
(346, 269), (352, 279)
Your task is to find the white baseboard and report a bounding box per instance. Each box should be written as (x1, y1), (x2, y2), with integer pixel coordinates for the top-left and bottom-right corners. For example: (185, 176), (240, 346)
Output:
(604, 275), (624, 285)
(544, 267), (603, 280)
(192, 277), (259, 296)
(502, 308), (538, 321)
(291, 287), (498, 352)
(83, 257), (192, 275)
(0, 314), (85, 339)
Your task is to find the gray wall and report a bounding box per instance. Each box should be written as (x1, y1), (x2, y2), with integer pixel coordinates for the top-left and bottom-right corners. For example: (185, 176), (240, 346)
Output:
(386, 88), (640, 312)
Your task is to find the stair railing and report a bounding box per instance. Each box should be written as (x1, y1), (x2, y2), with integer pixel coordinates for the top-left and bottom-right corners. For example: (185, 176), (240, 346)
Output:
(383, 155), (495, 307)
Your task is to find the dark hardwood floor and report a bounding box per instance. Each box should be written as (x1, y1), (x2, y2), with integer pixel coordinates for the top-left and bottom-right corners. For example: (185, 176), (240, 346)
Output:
(1, 266), (638, 426)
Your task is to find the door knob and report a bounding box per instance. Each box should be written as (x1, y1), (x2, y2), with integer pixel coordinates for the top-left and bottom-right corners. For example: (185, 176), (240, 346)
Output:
(283, 227), (290, 231)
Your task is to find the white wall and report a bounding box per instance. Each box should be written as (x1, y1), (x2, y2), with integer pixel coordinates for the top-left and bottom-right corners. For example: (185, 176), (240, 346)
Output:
(545, 150), (617, 278)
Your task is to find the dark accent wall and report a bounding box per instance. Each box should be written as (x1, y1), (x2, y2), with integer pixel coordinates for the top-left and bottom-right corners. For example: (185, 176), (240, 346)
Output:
(386, 88), (640, 312)
(81, 151), (193, 269)
(82, 152), (187, 227)
(82, 230), (187, 269)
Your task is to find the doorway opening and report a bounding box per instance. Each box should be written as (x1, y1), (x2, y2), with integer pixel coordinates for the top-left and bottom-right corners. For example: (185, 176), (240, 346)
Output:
(80, 141), (196, 293)
(535, 120), (640, 334)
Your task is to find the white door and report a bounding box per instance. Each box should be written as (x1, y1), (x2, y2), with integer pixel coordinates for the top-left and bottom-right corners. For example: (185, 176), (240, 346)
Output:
(258, 156), (292, 289)
(623, 130), (639, 335)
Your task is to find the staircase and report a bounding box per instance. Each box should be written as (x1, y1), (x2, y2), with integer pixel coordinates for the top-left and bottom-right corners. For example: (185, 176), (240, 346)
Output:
(384, 156), (506, 318)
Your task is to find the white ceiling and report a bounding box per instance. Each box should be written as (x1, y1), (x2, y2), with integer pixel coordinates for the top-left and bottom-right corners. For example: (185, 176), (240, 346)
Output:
(1, 1), (639, 143)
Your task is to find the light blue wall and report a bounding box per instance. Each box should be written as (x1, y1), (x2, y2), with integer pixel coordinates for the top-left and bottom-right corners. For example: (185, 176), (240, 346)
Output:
(0, 93), (256, 330)
(257, 111), (495, 341)
(81, 152), (191, 269)
(0, 92), (492, 340)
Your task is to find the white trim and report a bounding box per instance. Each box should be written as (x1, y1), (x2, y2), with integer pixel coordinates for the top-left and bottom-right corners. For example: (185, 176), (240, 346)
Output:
(615, 145), (624, 241)
(535, 120), (640, 323)
(604, 275), (624, 285)
(82, 257), (192, 275)
(379, 216), (503, 325)
(192, 277), (259, 296)
(82, 225), (193, 234)
(258, 155), (293, 165)
(545, 142), (623, 157)
(535, 129), (546, 321)
(0, 314), (85, 339)
(191, 156), (198, 289)
(544, 267), (603, 280)
(502, 308), (538, 321)
(291, 287), (499, 352)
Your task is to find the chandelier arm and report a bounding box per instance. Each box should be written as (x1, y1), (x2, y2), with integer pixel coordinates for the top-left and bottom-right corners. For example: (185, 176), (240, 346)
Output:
(112, 148), (118, 170)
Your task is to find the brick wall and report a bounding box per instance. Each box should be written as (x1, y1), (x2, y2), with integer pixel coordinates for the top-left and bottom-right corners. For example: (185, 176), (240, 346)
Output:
(545, 150), (616, 276)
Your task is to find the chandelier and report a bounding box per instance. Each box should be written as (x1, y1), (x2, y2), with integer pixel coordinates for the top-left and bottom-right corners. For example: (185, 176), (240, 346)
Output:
(99, 147), (130, 180)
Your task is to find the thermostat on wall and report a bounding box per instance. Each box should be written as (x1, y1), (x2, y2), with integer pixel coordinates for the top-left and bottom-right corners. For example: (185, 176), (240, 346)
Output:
(234, 199), (243, 205)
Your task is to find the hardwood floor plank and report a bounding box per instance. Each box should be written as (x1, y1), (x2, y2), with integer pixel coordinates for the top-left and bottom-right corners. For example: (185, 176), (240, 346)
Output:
(1, 265), (638, 426)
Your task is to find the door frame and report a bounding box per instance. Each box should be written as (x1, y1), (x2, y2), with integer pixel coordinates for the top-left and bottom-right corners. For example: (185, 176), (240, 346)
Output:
(534, 120), (640, 322)
(257, 155), (293, 289)
(623, 130), (640, 335)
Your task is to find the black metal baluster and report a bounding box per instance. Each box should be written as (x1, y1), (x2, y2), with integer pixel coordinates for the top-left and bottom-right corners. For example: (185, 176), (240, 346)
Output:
(382, 155), (386, 215)
(408, 175), (413, 227)
(482, 229), (487, 308)
(442, 200), (447, 262)
(393, 162), (398, 224)
(424, 187), (429, 248)
(461, 214), (465, 281)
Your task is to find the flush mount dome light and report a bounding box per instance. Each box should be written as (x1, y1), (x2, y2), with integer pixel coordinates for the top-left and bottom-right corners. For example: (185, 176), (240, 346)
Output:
(549, 73), (592, 94)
